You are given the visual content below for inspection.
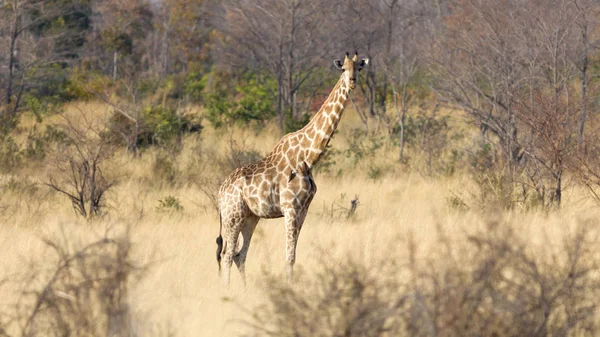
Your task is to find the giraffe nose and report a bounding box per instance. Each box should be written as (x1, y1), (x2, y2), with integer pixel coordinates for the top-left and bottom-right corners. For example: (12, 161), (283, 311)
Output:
(350, 77), (356, 82)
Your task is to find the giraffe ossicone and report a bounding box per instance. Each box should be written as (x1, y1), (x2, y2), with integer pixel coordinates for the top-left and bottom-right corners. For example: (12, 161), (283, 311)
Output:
(216, 52), (369, 285)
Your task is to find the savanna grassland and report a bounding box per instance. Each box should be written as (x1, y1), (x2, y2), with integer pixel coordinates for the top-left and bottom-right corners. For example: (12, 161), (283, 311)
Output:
(1, 102), (599, 337)
(3, 0), (600, 335)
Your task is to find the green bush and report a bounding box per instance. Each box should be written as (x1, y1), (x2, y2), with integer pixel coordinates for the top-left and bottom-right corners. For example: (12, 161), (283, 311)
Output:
(152, 153), (178, 185)
(107, 105), (202, 151)
(24, 125), (68, 161)
(156, 196), (184, 213)
(312, 147), (340, 176)
(205, 73), (276, 128)
(344, 129), (384, 167)
(284, 112), (311, 133)
(0, 136), (22, 173)
(394, 110), (463, 177)
(205, 90), (233, 128)
(184, 72), (208, 102)
(23, 94), (63, 121)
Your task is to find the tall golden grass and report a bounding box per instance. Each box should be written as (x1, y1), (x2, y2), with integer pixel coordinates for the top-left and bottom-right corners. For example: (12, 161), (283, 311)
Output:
(0, 102), (599, 336)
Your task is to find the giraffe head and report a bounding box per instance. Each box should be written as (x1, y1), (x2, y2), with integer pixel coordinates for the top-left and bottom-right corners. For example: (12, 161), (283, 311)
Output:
(333, 52), (369, 90)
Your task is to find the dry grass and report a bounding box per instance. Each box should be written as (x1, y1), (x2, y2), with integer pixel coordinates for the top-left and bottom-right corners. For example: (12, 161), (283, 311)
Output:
(0, 102), (599, 336)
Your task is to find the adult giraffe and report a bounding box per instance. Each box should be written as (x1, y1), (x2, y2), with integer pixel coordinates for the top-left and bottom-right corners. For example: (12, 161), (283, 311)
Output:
(216, 52), (369, 285)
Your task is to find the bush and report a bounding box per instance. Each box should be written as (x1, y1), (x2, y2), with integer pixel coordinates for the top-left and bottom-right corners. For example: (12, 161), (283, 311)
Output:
(312, 147), (340, 176)
(46, 111), (116, 219)
(0, 230), (146, 337)
(284, 112), (311, 133)
(205, 73), (276, 128)
(184, 71), (208, 102)
(0, 135), (22, 173)
(24, 125), (68, 161)
(246, 257), (404, 337)
(107, 105), (202, 151)
(156, 196), (184, 213)
(395, 108), (463, 177)
(247, 221), (600, 337)
(152, 153), (179, 185)
(466, 143), (545, 211)
(344, 129), (384, 167)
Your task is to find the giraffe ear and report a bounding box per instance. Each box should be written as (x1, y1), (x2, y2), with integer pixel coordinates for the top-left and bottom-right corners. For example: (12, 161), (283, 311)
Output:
(358, 58), (369, 71)
(333, 59), (344, 70)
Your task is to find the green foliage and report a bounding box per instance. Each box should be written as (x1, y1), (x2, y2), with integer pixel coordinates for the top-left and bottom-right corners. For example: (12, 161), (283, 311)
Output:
(156, 196), (184, 213)
(23, 94), (63, 122)
(107, 105), (202, 151)
(344, 129), (384, 166)
(394, 110), (463, 177)
(205, 73), (276, 128)
(205, 90), (232, 128)
(63, 67), (109, 100)
(284, 113), (311, 133)
(0, 122), (69, 173)
(368, 165), (384, 181)
(184, 72), (208, 102)
(399, 113), (451, 147)
(152, 153), (178, 185)
(312, 147), (340, 176)
(24, 125), (69, 161)
(100, 28), (133, 55)
(446, 193), (470, 212)
(25, 64), (73, 101)
(0, 136), (22, 173)
(141, 106), (188, 146)
(469, 142), (496, 174)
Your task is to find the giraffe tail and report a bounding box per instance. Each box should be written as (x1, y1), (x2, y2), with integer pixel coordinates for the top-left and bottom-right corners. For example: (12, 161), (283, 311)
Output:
(216, 213), (223, 273)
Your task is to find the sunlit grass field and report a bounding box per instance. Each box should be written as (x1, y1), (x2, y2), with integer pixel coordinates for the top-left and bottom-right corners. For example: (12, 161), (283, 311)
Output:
(1, 102), (599, 336)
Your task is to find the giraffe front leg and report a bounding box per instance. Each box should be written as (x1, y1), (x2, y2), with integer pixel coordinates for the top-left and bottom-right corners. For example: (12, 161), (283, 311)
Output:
(284, 208), (306, 282)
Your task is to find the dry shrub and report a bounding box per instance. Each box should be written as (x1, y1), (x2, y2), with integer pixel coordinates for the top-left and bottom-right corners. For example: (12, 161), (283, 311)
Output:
(0, 177), (49, 224)
(407, 221), (600, 337)
(0, 229), (146, 337)
(244, 258), (406, 337)
(45, 110), (117, 218)
(247, 221), (600, 337)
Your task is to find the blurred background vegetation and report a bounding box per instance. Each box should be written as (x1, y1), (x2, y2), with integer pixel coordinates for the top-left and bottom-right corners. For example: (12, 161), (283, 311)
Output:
(2, 0), (600, 211)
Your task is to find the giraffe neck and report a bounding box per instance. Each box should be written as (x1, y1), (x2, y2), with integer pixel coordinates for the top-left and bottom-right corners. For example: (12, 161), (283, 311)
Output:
(300, 74), (349, 167)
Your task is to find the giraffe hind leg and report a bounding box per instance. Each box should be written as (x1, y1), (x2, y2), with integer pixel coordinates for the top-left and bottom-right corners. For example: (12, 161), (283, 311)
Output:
(220, 214), (243, 286)
(233, 215), (260, 287)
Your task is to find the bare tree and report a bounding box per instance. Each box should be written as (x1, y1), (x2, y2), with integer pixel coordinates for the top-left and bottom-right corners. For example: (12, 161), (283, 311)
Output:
(150, 0), (214, 77)
(426, 0), (590, 207)
(45, 109), (116, 218)
(1, 229), (146, 337)
(571, 0), (600, 149)
(0, 0), (87, 119)
(428, 0), (530, 166)
(219, 0), (337, 133)
(88, 0), (153, 80)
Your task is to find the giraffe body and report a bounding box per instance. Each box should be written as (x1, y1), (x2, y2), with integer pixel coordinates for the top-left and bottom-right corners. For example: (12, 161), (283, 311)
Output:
(216, 53), (368, 285)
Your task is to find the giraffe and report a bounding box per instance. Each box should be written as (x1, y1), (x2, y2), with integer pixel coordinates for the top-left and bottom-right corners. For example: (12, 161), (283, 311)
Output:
(216, 52), (369, 285)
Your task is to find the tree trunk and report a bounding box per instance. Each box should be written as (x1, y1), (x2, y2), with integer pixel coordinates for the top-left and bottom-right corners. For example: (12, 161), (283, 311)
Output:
(577, 29), (589, 149)
(6, 13), (19, 110)
(287, 2), (297, 123)
(381, 8), (395, 118)
(554, 170), (562, 207)
(113, 51), (118, 81)
(277, 19), (285, 134)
